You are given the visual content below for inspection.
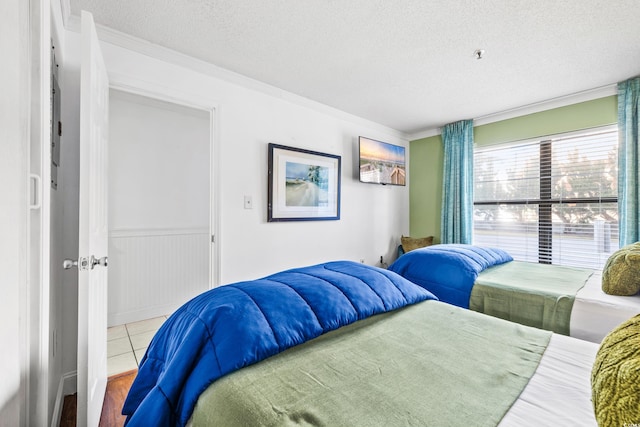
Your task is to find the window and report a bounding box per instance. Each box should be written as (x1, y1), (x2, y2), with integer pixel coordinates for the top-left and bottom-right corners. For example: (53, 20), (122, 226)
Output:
(473, 126), (618, 269)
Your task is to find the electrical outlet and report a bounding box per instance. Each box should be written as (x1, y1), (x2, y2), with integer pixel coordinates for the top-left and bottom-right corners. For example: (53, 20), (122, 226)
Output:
(244, 195), (253, 209)
(380, 255), (388, 269)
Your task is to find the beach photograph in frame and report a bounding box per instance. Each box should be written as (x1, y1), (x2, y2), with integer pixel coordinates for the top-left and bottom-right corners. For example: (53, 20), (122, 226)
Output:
(359, 136), (406, 186)
(268, 143), (341, 221)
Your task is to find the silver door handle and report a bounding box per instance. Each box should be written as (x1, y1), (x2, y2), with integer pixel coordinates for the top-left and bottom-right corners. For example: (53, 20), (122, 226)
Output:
(91, 256), (108, 268)
(63, 259), (78, 269)
(63, 255), (108, 270)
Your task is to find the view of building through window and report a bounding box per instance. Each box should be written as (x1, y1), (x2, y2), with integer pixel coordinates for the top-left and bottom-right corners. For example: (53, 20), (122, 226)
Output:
(473, 126), (618, 269)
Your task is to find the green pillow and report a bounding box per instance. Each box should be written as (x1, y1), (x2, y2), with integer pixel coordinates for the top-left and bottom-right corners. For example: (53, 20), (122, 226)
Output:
(591, 314), (640, 426)
(602, 242), (640, 296)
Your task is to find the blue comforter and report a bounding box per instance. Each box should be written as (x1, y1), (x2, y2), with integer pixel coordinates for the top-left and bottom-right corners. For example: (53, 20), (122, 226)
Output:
(388, 244), (513, 308)
(122, 261), (437, 426)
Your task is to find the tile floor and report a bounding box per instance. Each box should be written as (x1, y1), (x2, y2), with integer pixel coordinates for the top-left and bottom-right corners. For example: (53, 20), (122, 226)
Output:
(106, 315), (168, 377)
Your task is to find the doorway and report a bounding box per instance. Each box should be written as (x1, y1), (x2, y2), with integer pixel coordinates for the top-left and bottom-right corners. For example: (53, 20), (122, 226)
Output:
(107, 89), (213, 328)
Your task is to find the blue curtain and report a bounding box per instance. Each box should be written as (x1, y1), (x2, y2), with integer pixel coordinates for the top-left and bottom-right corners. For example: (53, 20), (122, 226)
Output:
(441, 119), (474, 244)
(618, 77), (640, 246)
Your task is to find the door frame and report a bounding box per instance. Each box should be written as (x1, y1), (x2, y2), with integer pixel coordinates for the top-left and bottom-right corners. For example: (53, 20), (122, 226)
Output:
(108, 73), (221, 289)
(6, 0), (47, 425)
(27, 0), (52, 425)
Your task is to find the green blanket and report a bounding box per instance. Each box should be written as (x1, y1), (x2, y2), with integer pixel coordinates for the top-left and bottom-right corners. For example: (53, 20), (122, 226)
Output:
(470, 261), (594, 335)
(188, 300), (550, 427)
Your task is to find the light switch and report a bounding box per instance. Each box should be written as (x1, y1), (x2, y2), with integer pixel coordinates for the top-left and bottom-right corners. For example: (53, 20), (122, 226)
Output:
(244, 195), (253, 209)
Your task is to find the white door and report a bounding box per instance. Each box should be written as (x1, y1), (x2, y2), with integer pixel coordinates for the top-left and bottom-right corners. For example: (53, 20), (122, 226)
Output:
(77, 10), (110, 426)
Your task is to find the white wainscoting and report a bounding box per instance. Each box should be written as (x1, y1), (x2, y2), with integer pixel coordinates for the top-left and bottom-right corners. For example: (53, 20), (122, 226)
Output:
(108, 228), (210, 326)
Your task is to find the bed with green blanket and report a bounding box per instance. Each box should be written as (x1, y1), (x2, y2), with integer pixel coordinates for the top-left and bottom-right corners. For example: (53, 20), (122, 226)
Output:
(123, 261), (597, 426)
(389, 244), (594, 336)
(189, 301), (550, 426)
(471, 261), (593, 335)
(188, 299), (597, 426)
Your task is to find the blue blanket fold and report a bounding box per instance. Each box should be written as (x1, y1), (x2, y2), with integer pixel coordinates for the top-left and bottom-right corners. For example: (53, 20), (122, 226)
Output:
(122, 260), (437, 426)
(388, 244), (513, 308)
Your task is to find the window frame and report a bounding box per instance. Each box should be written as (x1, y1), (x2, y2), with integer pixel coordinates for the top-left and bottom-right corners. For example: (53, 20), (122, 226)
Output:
(473, 125), (618, 265)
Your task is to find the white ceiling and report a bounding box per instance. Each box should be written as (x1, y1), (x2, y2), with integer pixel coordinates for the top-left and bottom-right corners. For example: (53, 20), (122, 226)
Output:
(67, 0), (640, 136)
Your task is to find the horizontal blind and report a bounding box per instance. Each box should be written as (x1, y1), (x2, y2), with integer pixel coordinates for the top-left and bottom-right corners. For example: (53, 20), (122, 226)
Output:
(473, 127), (619, 269)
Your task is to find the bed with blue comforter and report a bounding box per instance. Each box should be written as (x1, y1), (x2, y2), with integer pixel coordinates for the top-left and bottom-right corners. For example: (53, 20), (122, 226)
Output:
(388, 244), (595, 335)
(122, 260), (597, 426)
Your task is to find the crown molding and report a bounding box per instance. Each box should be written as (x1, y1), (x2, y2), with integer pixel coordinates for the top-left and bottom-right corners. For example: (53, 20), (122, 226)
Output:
(408, 84), (617, 141)
(408, 127), (442, 141)
(472, 84), (617, 127)
(64, 14), (408, 141)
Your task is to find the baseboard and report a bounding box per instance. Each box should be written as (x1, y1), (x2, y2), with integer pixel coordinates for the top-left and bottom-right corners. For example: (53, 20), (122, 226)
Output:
(51, 371), (76, 427)
(50, 377), (65, 427)
(63, 371), (77, 395)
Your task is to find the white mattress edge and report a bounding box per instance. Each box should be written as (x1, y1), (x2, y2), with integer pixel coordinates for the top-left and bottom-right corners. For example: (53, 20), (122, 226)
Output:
(499, 334), (598, 426)
(570, 270), (640, 343)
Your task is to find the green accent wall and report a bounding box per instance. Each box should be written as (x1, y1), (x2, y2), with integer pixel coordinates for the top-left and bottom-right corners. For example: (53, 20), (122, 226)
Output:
(409, 95), (618, 243)
(410, 134), (444, 242)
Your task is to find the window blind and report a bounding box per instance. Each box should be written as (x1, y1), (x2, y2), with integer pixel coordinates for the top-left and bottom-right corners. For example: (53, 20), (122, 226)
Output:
(473, 127), (618, 269)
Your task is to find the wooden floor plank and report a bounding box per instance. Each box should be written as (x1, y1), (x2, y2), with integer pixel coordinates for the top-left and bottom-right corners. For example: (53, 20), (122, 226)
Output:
(99, 369), (138, 427)
(59, 369), (137, 427)
(59, 393), (77, 427)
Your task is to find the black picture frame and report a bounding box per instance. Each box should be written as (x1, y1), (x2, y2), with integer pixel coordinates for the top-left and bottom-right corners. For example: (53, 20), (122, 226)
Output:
(268, 143), (341, 222)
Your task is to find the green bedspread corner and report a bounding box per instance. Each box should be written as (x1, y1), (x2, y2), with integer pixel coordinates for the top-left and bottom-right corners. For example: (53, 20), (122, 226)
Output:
(188, 301), (551, 427)
(470, 261), (594, 335)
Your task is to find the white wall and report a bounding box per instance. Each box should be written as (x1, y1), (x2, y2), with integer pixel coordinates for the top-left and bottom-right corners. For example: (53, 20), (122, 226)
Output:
(61, 29), (409, 376)
(108, 90), (210, 325)
(109, 90), (210, 231)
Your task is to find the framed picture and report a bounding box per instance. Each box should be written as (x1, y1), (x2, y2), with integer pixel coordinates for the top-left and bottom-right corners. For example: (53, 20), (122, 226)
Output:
(268, 143), (341, 222)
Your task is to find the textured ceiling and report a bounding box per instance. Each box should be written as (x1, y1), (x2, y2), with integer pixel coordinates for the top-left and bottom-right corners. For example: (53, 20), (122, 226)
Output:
(67, 0), (640, 135)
